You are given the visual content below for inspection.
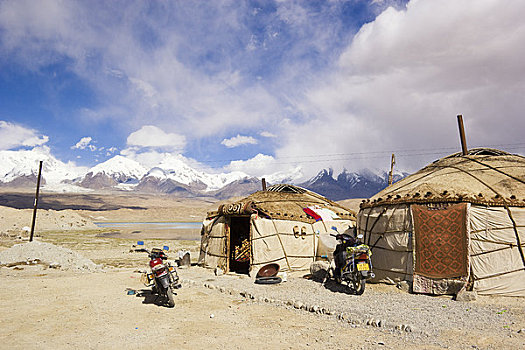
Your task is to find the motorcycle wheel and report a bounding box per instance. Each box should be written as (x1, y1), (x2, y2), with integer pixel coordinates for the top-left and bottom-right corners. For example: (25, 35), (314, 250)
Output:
(352, 274), (366, 295)
(166, 285), (175, 308)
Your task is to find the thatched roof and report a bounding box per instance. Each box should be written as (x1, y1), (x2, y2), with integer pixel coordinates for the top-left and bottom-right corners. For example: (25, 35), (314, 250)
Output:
(207, 184), (356, 224)
(361, 148), (525, 209)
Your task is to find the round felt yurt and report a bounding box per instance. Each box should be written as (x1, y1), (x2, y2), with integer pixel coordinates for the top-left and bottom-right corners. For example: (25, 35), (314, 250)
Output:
(357, 148), (525, 296)
(199, 184), (356, 274)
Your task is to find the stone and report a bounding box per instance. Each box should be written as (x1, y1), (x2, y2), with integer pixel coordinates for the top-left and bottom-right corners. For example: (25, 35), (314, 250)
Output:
(309, 261), (330, 280)
(396, 280), (412, 293)
(49, 262), (61, 269)
(455, 288), (477, 302)
(294, 301), (303, 309)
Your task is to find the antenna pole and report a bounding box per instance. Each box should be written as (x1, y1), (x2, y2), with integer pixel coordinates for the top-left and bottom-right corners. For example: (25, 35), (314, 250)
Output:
(261, 178), (267, 191)
(388, 153), (396, 186)
(29, 161), (43, 242)
(457, 115), (468, 156)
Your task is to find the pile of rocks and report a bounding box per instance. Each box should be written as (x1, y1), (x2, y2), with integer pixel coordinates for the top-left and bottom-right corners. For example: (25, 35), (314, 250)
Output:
(0, 241), (101, 272)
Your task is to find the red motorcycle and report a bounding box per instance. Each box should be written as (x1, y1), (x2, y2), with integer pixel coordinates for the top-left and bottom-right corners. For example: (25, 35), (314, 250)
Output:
(136, 243), (181, 307)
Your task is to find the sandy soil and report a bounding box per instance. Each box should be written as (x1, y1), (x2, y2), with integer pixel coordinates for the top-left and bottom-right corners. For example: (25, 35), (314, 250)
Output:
(0, 267), (422, 350)
(1, 229), (523, 350)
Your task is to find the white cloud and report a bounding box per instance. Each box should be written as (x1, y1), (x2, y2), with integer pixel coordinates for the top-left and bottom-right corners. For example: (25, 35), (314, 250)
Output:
(228, 153), (275, 172)
(0, 121), (49, 150)
(272, 0), (525, 178)
(105, 146), (118, 156)
(260, 131), (277, 138)
(221, 134), (258, 148)
(126, 125), (186, 151)
(1, 0), (524, 178)
(226, 153), (303, 182)
(71, 136), (96, 151)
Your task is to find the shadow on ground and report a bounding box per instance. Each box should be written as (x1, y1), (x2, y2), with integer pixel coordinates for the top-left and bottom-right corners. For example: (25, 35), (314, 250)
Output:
(0, 192), (147, 211)
(307, 272), (359, 295)
(129, 288), (177, 308)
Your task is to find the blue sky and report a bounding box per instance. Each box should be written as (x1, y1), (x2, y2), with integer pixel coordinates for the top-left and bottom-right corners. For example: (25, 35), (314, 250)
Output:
(1, 0), (524, 180)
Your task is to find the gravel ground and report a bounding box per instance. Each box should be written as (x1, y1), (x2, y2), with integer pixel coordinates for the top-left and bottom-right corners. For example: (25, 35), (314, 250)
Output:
(176, 266), (525, 349)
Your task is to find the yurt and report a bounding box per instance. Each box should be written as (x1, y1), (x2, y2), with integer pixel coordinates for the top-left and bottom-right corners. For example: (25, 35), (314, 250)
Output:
(357, 148), (525, 296)
(199, 184), (356, 274)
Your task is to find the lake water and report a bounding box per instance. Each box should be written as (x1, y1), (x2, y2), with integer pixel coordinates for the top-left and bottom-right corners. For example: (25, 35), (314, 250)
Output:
(94, 222), (202, 229)
(94, 222), (202, 240)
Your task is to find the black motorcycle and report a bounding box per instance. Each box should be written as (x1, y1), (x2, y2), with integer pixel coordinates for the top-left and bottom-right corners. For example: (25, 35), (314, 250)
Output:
(329, 231), (374, 295)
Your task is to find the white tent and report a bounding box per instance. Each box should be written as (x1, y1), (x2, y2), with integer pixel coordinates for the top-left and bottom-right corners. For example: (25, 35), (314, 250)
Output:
(357, 149), (525, 296)
(199, 184), (356, 274)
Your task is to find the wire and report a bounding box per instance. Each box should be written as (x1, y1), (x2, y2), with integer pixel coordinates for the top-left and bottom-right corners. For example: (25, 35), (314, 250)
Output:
(192, 143), (525, 166)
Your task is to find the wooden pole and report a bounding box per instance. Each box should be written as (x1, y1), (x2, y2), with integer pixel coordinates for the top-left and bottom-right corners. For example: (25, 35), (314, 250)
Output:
(29, 161), (43, 242)
(261, 178), (267, 191)
(388, 153), (396, 186)
(457, 115), (468, 156)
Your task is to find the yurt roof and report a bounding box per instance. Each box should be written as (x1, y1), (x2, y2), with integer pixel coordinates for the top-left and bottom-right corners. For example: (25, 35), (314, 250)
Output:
(361, 148), (525, 209)
(207, 184), (356, 223)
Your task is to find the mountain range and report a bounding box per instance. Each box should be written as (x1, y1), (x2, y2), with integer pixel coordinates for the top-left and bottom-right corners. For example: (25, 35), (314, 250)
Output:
(0, 148), (408, 200)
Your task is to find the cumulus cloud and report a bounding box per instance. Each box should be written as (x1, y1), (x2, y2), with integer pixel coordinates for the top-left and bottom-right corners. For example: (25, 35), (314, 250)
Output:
(221, 135), (258, 148)
(0, 121), (49, 150)
(228, 153), (276, 173)
(71, 137), (96, 151)
(1, 0), (524, 179)
(273, 0), (525, 178)
(226, 153), (303, 182)
(260, 131), (277, 138)
(126, 125), (186, 151)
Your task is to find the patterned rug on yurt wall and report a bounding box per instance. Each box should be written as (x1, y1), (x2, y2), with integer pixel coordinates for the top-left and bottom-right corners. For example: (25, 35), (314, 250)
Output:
(412, 203), (469, 279)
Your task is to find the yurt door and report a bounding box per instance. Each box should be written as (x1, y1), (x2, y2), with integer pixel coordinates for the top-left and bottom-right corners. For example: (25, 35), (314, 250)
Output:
(228, 216), (251, 274)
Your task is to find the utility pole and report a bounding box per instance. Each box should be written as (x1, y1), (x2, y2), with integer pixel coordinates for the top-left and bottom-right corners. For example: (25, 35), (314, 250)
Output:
(457, 115), (468, 155)
(29, 161), (43, 242)
(388, 153), (396, 186)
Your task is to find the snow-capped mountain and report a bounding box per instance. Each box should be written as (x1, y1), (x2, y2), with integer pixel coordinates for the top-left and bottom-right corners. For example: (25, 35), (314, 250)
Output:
(300, 168), (409, 200)
(263, 166), (303, 185)
(0, 149), (409, 200)
(0, 147), (87, 190)
(149, 154), (250, 191)
(79, 155), (148, 190)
